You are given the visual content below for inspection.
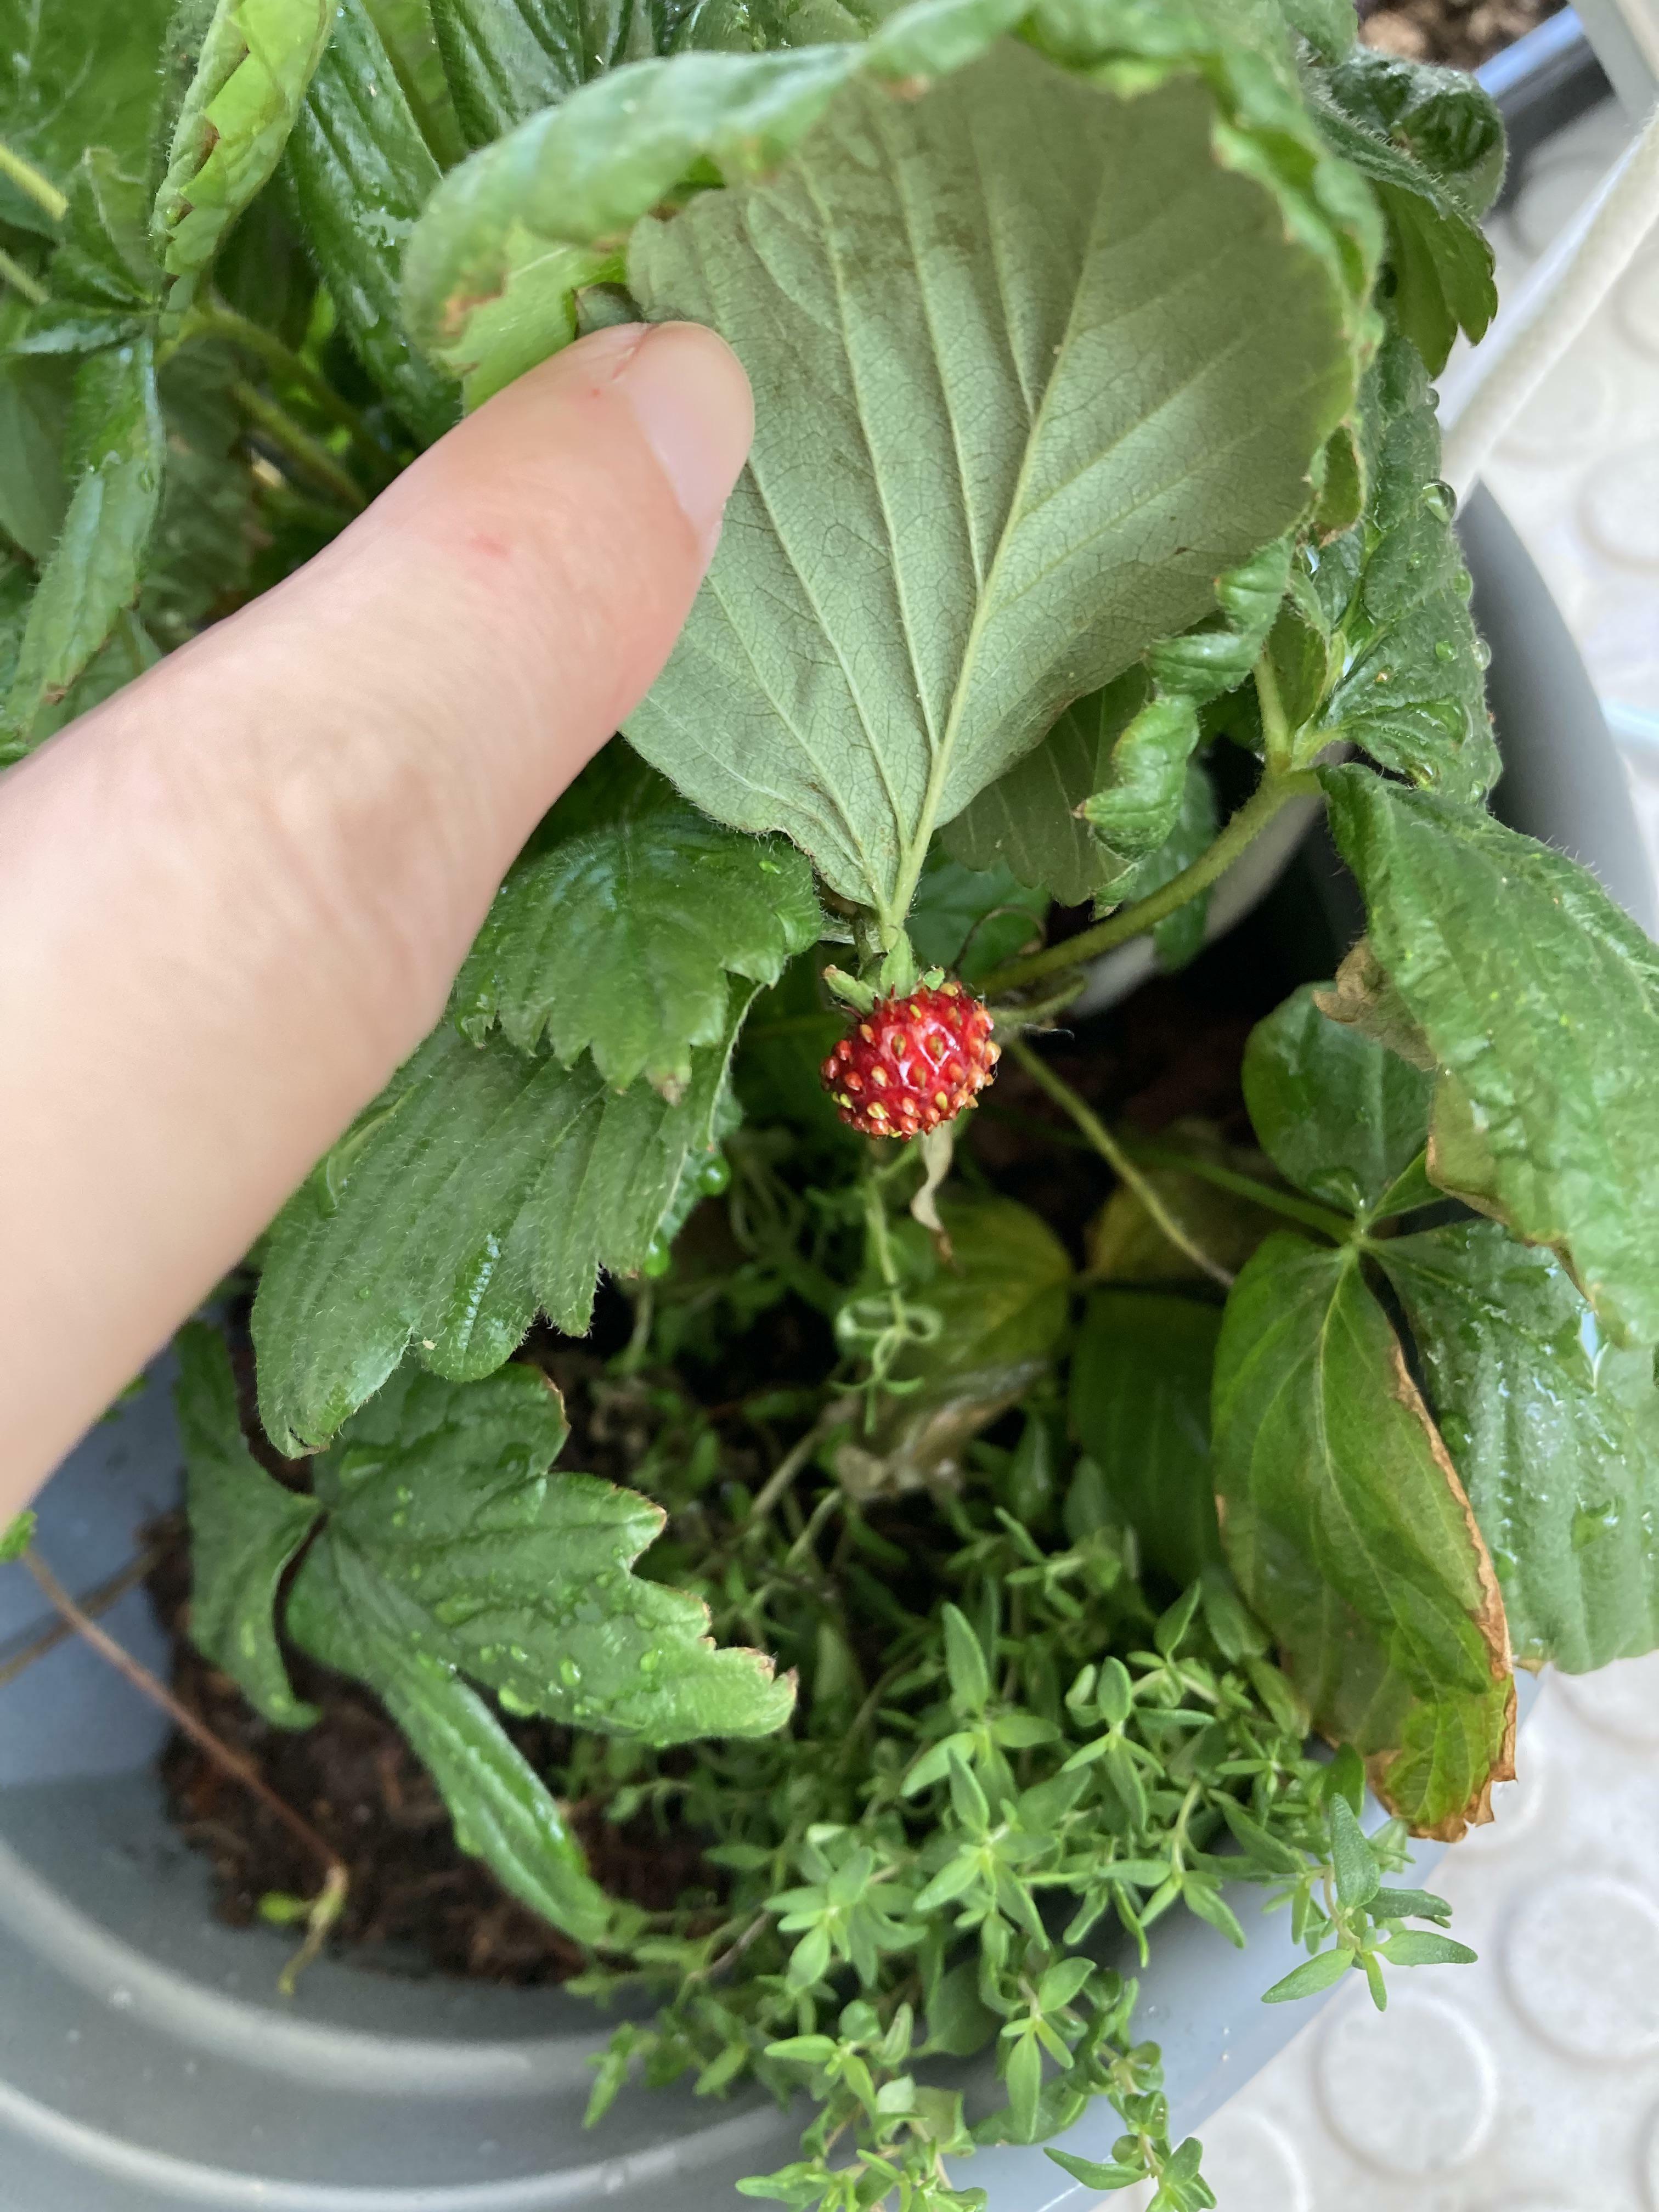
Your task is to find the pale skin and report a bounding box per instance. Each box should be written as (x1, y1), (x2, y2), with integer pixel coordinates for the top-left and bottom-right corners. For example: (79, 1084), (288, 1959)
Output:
(0, 321), (754, 1521)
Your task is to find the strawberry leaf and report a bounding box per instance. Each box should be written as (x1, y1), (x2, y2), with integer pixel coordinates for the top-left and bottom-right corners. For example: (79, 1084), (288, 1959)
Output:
(455, 747), (820, 1093)
(304, 1361), (794, 1742)
(1213, 1232), (1515, 1838)
(1242, 982), (1432, 1219)
(173, 1323), (321, 1728)
(252, 988), (753, 1452)
(1382, 1221), (1659, 1674)
(1324, 764), (1659, 1346)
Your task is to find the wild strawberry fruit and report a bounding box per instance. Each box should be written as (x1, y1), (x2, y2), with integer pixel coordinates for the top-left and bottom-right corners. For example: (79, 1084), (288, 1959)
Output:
(820, 980), (999, 1138)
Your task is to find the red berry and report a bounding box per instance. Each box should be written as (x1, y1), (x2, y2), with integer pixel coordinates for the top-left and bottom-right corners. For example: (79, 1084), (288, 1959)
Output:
(819, 980), (1000, 1138)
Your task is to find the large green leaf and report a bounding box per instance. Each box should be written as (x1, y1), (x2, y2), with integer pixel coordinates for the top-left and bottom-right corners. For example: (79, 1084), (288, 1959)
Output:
(0, 341), (72, 560)
(1242, 982), (1432, 1219)
(362, 0), (466, 166)
(153, 0), (335, 319)
(1296, 336), (1496, 803)
(173, 1323), (321, 1728)
(0, 0), (175, 235)
(1212, 1232), (1514, 1837)
(1069, 1290), (1221, 1586)
(1307, 50), (1501, 373)
(1, 339), (164, 756)
(308, 1362), (794, 1740)
(941, 675), (1140, 907)
(1381, 1221), (1659, 1676)
(453, 747), (820, 1092)
(286, 1528), (617, 1944)
(1323, 764), (1659, 1346)
(624, 45), (1367, 924)
(253, 991), (751, 1452)
(285, 0), (459, 444)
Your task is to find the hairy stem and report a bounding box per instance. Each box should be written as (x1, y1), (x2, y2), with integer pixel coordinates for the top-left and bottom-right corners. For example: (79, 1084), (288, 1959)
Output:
(232, 380), (367, 513)
(22, 1547), (348, 1991)
(0, 244), (48, 307)
(1254, 652), (1293, 777)
(0, 138), (68, 224)
(1007, 1039), (1234, 1289)
(981, 770), (1322, 997)
(185, 300), (382, 455)
(1124, 1137), (1355, 1243)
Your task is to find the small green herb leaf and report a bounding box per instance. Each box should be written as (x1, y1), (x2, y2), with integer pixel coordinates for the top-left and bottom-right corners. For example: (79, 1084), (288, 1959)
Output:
(253, 990), (752, 1452)
(174, 1322), (321, 1727)
(154, 0), (336, 319)
(0, 1510), (37, 1564)
(1324, 764), (1659, 1346)
(1381, 1221), (1659, 1673)
(1260, 1945), (1352, 2003)
(455, 747), (820, 1093)
(1213, 1234), (1514, 1838)
(1242, 982), (1431, 1217)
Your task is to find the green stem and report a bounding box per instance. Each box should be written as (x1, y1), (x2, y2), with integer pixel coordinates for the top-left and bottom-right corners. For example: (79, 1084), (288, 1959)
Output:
(0, 139), (68, 224)
(232, 380), (366, 513)
(1124, 1138), (1354, 1244)
(1254, 652), (1293, 776)
(981, 770), (1322, 998)
(1007, 1039), (1234, 1290)
(185, 300), (380, 455)
(0, 245), (48, 306)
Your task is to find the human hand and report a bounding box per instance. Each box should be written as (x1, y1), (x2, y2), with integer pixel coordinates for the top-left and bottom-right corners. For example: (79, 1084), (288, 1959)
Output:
(0, 322), (753, 1516)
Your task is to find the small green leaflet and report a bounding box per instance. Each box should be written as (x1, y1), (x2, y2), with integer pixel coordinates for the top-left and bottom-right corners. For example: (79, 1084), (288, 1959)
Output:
(173, 1322), (321, 1727)
(304, 1361), (795, 1741)
(1084, 537), (1290, 861)
(1069, 1290), (1222, 1587)
(0, 1509), (37, 1564)
(285, 0), (460, 445)
(153, 0), (336, 319)
(1, 340), (164, 757)
(1324, 764), (1659, 1346)
(454, 747), (820, 1093)
(1110, 761), (1220, 974)
(16, 150), (160, 356)
(1381, 1222), (1659, 1675)
(286, 1529), (617, 1944)
(1307, 50), (1500, 373)
(1213, 1233), (1514, 1838)
(625, 47), (1365, 923)
(1242, 982), (1431, 1219)
(1295, 336), (1496, 803)
(942, 673), (1144, 908)
(253, 990), (752, 1452)
(0, 341), (72, 561)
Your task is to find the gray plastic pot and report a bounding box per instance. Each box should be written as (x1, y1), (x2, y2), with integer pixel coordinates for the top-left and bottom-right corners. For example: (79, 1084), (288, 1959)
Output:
(0, 488), (1644, 2211)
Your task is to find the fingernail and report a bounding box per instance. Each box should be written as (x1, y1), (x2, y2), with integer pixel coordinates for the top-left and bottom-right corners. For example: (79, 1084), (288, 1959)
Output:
(614, 322), (754, 557)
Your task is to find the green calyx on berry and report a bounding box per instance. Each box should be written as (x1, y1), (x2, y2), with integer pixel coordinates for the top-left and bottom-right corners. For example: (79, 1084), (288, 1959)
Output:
(820, 979), (999, 1139)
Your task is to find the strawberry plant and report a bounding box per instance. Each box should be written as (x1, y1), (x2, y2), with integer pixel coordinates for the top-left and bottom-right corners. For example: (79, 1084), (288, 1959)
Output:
(7, 0), (1659, 2205)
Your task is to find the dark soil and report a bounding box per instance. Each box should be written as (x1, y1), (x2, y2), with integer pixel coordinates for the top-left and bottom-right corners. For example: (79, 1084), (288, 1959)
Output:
(1358, 0), (1564, 70)
(145, 864), (1344, 1987)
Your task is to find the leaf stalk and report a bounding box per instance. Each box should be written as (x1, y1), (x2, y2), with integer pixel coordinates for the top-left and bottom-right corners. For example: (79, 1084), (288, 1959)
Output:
(982, 770), (1322, 997)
